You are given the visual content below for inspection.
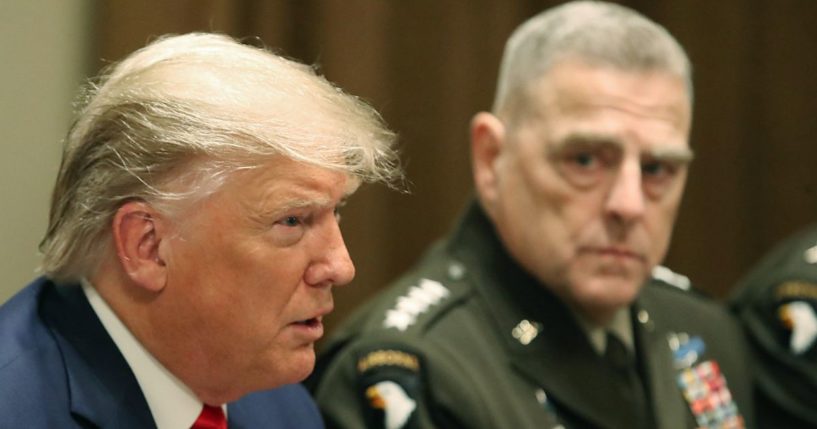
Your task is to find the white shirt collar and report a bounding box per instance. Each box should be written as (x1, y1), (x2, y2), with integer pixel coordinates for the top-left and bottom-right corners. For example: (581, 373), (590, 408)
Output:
(81, 279), (211, 429)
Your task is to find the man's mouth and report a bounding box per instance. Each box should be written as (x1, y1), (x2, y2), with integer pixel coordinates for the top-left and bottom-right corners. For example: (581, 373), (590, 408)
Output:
(293, 316), (322, 328)
(582, 246), (646, 262)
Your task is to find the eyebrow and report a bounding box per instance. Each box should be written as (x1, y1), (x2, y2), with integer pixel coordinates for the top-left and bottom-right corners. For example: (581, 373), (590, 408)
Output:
(550, 132), (695, 164)
(272, 189), (356, 214)
(645, 146), (695, 164)
(275, 196), (334, 213)
(548, 133), (623, 155)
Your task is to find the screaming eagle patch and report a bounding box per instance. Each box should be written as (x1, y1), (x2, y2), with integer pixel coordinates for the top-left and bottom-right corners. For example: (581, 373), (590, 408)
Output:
(356, 347), (424, 429)
(774, 281), (817, 356)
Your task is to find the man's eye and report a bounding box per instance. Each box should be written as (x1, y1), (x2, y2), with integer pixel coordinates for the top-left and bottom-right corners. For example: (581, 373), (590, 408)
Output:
(641, 159), (683, 198)
(280, 216), (301, 227)
(572, 152), (597, 168)
(642, 161), (673, 178)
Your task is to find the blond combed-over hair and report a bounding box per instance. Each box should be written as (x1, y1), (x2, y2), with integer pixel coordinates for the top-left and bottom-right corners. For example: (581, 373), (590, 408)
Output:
(40, 33), (403, 282)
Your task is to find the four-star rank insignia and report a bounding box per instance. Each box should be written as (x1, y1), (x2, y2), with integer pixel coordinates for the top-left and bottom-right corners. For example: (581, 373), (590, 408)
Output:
(357, 347), (424, 429)
(669, 332), (745, 429)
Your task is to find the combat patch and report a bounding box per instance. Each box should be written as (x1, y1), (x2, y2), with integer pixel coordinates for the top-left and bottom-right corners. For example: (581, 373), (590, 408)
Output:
(356, 347), (425, 429)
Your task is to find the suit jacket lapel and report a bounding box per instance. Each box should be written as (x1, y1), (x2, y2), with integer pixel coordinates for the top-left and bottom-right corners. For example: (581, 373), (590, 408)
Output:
(39, 282), (155, 429)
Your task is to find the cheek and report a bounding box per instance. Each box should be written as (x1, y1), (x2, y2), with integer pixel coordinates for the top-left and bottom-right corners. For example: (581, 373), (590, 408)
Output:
(252, 255), (313, 311)
(641, 198), (683, 262)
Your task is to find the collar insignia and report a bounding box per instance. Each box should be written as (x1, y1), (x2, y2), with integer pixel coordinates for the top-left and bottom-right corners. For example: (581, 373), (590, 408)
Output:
(512, 319), (541, 345)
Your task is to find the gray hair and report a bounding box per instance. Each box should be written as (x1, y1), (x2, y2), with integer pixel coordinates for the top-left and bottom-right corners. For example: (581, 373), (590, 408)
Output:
(493, 0), (692, 120)
(41, 33), (403, 282)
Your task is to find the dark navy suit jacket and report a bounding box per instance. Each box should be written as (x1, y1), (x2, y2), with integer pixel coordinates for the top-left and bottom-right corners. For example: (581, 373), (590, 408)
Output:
(0, 277), (324, 428)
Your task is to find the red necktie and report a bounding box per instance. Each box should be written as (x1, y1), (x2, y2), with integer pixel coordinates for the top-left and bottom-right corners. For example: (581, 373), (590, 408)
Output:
(191, 404), (227, 429)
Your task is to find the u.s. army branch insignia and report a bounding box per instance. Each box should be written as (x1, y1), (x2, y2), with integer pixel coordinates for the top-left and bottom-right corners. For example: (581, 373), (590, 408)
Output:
(356, 348), (424, 429)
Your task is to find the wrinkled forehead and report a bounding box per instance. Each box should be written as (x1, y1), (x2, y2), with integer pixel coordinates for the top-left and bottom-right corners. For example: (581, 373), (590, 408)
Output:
(515, 62), (692, 135)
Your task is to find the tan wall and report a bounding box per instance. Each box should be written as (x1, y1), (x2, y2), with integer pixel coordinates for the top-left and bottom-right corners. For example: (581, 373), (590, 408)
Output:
(0, 1), (91, 302)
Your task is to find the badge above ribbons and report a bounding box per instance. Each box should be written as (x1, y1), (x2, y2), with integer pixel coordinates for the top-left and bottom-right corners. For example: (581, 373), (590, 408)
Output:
(356, 347), (424, 429)
(669, 332), (745, 429)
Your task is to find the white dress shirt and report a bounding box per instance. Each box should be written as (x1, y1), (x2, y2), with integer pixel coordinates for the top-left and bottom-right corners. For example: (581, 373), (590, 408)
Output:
(82, 279), (219, 429)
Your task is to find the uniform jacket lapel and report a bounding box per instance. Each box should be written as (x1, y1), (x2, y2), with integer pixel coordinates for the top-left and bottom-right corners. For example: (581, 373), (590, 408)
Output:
(449, 203), (643, 429)
(633, 294), (692, 429)
(39, 282), (155, 429)
(506, 326), (639, 429)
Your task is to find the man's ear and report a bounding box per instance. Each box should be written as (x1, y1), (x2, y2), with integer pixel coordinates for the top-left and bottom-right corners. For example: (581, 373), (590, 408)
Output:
(112, 201), (169, 292)
(470, 112), (506, 214)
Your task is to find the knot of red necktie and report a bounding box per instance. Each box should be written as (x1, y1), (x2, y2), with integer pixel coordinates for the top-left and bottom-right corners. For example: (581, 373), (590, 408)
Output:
(191, 404), (227, 429)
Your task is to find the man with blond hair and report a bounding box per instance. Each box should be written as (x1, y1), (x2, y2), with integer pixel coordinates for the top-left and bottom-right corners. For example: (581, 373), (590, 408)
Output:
(311, 2), (753, 428)
(0, 33), (401, 428)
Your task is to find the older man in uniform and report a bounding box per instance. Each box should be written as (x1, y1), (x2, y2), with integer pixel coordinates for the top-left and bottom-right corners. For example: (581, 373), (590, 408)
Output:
(0, 33), (401, 428)
(731, 225), (817, 428)
(310, 2), (753, 428)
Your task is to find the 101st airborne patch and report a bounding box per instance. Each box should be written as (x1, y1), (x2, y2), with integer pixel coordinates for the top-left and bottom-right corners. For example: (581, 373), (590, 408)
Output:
(356, 348), (424, 429)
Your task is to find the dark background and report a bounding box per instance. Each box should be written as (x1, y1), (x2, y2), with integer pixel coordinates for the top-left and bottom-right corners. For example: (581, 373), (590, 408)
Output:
(91, 0), (817, 334)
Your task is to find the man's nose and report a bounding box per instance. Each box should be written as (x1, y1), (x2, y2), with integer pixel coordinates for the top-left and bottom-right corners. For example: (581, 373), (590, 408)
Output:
(605, 159), (645, 222)
(304, 218), (356, 288)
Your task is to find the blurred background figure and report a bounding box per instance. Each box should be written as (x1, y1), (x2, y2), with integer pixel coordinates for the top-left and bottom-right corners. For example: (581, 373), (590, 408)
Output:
(731, 224), (817, 428)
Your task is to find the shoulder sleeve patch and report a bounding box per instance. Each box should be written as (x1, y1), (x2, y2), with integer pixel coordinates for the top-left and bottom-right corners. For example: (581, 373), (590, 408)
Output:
(356, 347), (425, 429)
(778, 300), (817, 355)
(767, 281), (817, 355)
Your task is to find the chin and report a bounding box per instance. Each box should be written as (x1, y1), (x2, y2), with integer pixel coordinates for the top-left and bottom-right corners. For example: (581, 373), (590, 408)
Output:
(579, 275), (643, 310)
(280, 348), (317, 384)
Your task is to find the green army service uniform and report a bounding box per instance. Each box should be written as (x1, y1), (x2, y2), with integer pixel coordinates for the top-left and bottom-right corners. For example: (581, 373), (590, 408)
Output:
(310, 201), (754, 429)
(731, 224), (817, 428)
